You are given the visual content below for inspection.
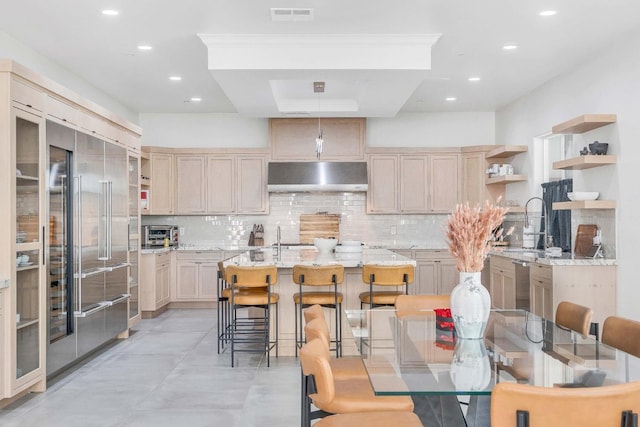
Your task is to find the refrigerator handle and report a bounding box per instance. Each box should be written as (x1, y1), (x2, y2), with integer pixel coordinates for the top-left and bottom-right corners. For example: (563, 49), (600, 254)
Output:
(98, 180), (108, 260)
(76, 175), (83, 314)
(107, 180), (113, 260)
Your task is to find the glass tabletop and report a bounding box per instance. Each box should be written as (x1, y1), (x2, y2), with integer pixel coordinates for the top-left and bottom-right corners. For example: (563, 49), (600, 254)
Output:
(345, 309), (640, 396)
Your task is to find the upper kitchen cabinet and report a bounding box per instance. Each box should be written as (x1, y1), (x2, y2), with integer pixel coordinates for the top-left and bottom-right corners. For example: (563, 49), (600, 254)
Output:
(367, 149), (459, 214)
(206, 153), (269, 214)
(176, 155), (206, 214)
(148, 151), (175, 215)
(144, 148), (269, 215)
(270, 118), (365, 161)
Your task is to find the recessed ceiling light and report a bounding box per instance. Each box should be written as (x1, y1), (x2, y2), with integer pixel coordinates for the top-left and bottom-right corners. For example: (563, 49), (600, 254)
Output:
(137, 45), (153, 51)
(101, 9), (119, 16)
(169, 76), (182, 81)
(503, 44), (518, 51)
(538, 10), (557, 16)
(468, 77), (481, 82)
(445, 97), (457, 102)
(190, 97), (202, 102)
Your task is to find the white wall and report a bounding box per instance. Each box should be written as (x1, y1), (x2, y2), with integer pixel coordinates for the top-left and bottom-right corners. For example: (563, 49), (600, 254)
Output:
(367, 112), (495, 147)
(139, 113), (269, 148)
(0, 29), (138, 123)
(496, 27), (640, 320)
(139, 111), (496, 148)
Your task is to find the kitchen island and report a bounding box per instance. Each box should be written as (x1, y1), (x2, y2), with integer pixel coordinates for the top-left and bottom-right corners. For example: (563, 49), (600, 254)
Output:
(223, 246), (416, 356)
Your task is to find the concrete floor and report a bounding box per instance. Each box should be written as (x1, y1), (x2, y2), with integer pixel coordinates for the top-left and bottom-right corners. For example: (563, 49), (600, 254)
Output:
(0, 309), (301, 427)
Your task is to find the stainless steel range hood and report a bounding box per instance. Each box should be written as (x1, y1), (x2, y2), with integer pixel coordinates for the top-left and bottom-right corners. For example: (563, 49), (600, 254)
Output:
(268, 162), (368, 192)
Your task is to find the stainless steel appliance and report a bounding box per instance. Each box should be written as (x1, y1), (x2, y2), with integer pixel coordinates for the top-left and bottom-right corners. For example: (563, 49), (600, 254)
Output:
(46, 120), (130, 376)
(267, 162), (368, 192)
(142, 225), (179, 246)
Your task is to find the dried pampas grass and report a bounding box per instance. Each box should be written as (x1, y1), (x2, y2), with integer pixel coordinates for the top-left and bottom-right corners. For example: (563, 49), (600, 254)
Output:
(444, 200), (508, 272)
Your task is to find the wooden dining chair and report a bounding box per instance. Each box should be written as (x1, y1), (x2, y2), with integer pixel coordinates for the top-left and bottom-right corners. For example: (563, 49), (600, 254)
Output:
(491, 381), (640, 427)
(602, 316), (640, 358)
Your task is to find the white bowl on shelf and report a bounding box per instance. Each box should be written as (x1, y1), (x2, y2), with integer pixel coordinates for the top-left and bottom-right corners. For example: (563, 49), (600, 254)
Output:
(567, 192), (599, 201)
(313, 238), (338, 254)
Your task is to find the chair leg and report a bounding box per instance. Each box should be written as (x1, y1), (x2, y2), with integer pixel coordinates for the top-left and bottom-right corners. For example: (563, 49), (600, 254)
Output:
(294, 302), (300, 357)
(337, 302), (342, 357)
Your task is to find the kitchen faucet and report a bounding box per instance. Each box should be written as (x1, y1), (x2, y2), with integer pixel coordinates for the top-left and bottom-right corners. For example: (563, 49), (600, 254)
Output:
(524, 197), (551, 249)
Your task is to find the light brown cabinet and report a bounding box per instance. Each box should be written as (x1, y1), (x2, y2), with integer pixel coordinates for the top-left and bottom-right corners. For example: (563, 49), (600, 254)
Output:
(489, 256), (517, 309)
(174, 251), (223, 301)
(270, 118), (365, 161)
(206, 154), (269, 214)
(529, 262), (616, 327)
(140, 252), (172, 315)
(392, 250), (456, 295)
(368, 151), (459, 214)
(175, 155), (206, 214)
(148, 153), (174, 215)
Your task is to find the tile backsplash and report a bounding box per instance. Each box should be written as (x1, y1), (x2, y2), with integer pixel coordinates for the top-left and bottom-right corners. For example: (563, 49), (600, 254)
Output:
(142, 192), (616, 257)
(143, 192), (449, 248)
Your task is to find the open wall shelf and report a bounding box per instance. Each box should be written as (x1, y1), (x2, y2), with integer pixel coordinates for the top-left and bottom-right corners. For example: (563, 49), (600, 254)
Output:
(553, 155), (616, 170)
(551, 114), (616, 134)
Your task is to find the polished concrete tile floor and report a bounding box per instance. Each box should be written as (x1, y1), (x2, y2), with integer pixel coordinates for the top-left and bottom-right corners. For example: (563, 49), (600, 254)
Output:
(0, 309), (301, 427)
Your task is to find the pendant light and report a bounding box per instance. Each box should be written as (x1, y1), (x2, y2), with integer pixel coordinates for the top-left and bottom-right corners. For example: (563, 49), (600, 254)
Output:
(314, 81), (324, 159)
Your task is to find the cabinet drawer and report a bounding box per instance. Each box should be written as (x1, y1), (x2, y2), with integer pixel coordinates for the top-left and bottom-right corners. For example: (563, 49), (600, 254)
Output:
(176, 251), (223, 262)
(46, 95), (79, 125)
(414, 249), (451, 261)
(490, 255), (515, 271)
(12, 79), (44, 112)
(78, 111), (108, 136)
(530, 263), (552, 280)
(156, 251), (171, 265)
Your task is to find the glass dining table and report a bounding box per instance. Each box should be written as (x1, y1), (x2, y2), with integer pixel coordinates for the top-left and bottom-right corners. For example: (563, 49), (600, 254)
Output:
(345, 309), (640, 426)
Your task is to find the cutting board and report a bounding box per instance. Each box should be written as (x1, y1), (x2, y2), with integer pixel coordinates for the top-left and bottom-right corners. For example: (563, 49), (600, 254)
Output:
(299, 213), (340, 244)
(574, 224), (598, 256)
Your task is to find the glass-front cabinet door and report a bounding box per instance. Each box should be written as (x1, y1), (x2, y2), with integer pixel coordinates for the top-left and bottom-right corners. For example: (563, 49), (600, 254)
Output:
(127, 153), (140, 326)
(13, 106), (45, 392)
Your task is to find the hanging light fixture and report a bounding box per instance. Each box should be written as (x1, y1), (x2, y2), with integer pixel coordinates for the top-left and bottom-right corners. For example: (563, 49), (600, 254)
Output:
(314, 81), (324, 159)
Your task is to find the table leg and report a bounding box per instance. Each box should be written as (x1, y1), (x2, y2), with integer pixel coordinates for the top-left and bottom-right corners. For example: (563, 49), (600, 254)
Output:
(465, 395), (491, 427)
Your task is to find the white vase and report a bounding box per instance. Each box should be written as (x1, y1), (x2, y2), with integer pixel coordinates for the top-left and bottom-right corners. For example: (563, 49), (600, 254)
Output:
(449, 338), (491, 391)
(449, 272), (490, 339)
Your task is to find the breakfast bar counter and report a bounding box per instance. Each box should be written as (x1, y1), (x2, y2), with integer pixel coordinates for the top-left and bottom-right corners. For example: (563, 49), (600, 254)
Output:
(223, 247), (416, 356)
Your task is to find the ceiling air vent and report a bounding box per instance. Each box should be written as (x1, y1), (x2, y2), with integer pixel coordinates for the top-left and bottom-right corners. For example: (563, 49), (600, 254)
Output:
(270, 8), (314, 22)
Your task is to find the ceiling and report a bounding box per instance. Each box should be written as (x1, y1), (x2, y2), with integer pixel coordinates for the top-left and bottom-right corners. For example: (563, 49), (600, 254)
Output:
(1, 0), (639, 117)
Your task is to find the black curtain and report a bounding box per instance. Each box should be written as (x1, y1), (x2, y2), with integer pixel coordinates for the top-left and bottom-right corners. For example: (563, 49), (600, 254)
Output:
(540, 179), (573, 251)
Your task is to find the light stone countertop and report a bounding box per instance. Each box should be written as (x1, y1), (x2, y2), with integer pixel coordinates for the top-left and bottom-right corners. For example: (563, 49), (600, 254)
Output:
(223, 247), (416, 269)
(489, 248), (617, 266)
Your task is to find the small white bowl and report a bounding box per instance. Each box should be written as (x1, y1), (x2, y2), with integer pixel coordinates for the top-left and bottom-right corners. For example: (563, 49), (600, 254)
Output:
(313, 238), (338, 254)
(567, 192), (599, 201)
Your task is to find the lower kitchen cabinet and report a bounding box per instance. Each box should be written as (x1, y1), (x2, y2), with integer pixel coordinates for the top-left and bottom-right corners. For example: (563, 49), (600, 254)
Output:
(394, 250), (456, 295)
(529, 262), (616, 327)
(174, 251), (223, 301)
(490, 255), (516, 309)
(140, 251), (172, 316)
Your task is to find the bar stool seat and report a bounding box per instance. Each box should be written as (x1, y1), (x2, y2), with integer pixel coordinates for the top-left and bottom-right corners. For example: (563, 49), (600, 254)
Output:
(293, 264), (344, 357)
(358, 291), (402, 306)
(226, 265), (279, 367)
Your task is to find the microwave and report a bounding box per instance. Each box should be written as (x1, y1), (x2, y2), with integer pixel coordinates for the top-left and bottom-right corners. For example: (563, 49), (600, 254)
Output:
(143, 225), (179, 247)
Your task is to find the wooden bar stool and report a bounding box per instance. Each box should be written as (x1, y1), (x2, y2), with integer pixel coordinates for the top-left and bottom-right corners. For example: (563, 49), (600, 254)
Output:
(293, 264), (344, 357)
(226, 265), (279, 367)
(359, 264), (414, 309)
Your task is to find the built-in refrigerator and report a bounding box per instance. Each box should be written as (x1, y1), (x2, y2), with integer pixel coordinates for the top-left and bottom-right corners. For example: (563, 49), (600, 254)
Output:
(46, 121), (130, 376)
